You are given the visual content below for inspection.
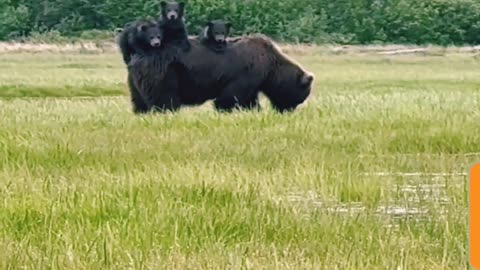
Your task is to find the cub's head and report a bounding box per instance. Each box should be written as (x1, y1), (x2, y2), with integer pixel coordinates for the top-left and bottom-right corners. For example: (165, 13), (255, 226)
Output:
(204, 20), (232, 43)
(136, 22), (163, 48)
(160, 1), (185, 21)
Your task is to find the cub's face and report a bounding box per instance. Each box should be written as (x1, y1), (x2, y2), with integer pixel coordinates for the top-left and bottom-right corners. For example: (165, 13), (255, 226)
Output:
(160, 1), (185, 20)
(206, 20), (232, 43)
(137, 23), (163, 48)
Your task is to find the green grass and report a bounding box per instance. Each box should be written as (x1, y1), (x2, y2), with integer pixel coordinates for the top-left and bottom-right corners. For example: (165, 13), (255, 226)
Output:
(0, 49), (477, 269)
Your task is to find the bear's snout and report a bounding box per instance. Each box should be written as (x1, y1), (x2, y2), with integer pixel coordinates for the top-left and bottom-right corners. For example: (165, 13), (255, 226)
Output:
(215, 35), (225, 43)
(167, 11), (178, 20)
(151, 39), (162, 47)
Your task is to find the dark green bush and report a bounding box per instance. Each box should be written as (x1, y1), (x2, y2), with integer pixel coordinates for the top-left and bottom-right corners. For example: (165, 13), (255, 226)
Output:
(0, 0), (31, 39)
(1, 0), (480, 45)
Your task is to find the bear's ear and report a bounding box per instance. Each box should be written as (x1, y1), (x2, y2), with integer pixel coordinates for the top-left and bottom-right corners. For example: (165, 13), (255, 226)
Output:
(300, 73), (314, 86)
(225, 22), (232, 30)
(160, 1), (167, 9)
(137, 23), (148, 32)
(179, 2), (185, 9)
(205, 21), (214, 28)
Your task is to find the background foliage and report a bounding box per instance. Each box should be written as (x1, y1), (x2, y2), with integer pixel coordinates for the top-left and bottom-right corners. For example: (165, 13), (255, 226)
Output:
(1, 0), (480, 45)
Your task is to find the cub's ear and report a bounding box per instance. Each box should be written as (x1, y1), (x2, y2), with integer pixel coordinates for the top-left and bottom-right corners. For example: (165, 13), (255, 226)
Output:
(205, 21), (214, 28)
(160, 1), (167, 8)
(137, 23), (148, 32)
(225, 22), (232, 30)
(179, 2), (186, 9)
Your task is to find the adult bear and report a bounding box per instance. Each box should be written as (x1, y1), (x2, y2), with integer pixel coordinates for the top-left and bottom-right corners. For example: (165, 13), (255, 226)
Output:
(176, 34), (314, 112)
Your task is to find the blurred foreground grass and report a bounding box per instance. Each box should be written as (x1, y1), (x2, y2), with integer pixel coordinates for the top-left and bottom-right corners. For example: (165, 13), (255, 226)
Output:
(0, 49), (477, 269)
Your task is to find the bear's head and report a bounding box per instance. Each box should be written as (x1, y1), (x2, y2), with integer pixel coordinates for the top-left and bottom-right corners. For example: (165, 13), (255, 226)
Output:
(204, 20), (232, 44)
(137, 22), (163, 48)
(268, 66), (314, 113)
(160, 1), (185, 21)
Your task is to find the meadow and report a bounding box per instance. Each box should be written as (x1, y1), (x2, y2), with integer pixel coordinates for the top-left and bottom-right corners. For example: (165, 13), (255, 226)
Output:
(0, 45), (477, 269)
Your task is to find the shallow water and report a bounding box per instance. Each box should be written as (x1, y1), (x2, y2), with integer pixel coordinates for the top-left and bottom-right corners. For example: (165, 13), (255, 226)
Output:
(283, 172), (465, 221)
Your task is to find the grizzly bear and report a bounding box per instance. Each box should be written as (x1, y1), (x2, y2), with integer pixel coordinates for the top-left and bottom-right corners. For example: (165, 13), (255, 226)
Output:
(158, 1), (190, 51)
(176, 34), (314, 112)
(118, 20), (163, 65)
(199, 20), (232, 53)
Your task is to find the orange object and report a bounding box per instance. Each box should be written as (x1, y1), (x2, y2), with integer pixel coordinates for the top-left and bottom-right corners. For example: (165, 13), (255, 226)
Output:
(471, 164), (480, 269)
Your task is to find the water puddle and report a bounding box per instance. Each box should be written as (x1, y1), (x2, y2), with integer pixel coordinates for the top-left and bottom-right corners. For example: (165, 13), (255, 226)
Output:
(281, 172), (465, 221)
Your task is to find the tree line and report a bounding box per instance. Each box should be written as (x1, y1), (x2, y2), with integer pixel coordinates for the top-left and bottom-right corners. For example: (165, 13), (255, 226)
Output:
(1, 0), (480, 45)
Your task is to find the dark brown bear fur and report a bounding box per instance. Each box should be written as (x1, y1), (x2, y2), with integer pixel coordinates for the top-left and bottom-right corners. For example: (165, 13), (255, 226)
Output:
(127, 46), (184, 113)
(177, 34), (314, 112)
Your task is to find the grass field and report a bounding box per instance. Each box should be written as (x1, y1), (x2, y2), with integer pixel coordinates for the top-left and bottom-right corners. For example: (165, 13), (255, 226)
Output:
(0, 46), (478, 269)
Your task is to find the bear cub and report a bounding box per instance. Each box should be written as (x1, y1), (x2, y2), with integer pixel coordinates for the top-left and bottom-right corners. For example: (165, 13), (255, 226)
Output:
(200, 20), (232, 53)
(159, 1), (190, 51)
(118, 20), (163, 65)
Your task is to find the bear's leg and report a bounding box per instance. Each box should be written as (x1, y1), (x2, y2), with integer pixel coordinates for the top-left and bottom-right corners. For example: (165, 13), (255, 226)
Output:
(150, 92), (181, 113)
(127, 73), (149, 114)
(238, 93), (261, 111)
(214, 81), (258, 113)
(147, 70), (182, 113)
(214, 96), (237, 112)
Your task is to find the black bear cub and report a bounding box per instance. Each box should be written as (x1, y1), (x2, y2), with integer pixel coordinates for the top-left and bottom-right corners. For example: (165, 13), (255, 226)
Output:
(159, 1), (190, 51)
(200, 20), (232, 53)
(118, 20), (163, 65)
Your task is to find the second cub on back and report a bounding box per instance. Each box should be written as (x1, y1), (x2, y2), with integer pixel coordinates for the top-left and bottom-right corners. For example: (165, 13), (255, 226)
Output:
(159, 1), (190, 51)
(200, 20), (232, 53)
